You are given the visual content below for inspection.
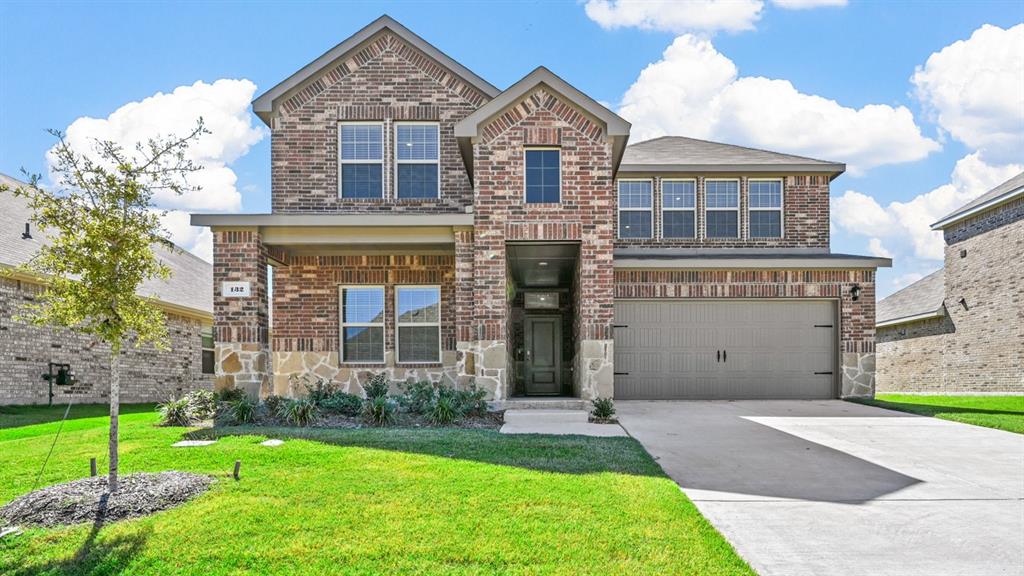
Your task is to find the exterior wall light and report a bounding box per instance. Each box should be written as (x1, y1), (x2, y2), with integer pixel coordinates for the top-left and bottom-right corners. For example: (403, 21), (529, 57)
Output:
(850, 285), (862, 301)
(958, 297), (969, 311)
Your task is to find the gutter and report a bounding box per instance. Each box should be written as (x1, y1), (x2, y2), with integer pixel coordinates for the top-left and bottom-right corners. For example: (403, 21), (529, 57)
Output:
(931, 187), (1023, 230)
(876, 308), (945, 328)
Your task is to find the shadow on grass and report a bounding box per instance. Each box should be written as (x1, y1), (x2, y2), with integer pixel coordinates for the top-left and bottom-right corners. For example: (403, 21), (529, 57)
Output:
(853, 398), (1024, 418)
(4, 494), (148, 576)
(184, 425), (665, 477)
(0, 404), (155, 430)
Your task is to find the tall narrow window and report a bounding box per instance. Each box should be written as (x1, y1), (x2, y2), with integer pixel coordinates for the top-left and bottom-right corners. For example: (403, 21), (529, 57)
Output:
(396, 123), (440, 199)
(749, 179), (783, 238)
(618, 180), (652, 238)
(525, 148), (560, 203)
(200, 326), (215, 375)
(705, 179), (739, 238)
(396, 286), (441, 363)
(339, 286), (385, 363)
(662, 179), (696, 239)
(339, 123), (383, 199)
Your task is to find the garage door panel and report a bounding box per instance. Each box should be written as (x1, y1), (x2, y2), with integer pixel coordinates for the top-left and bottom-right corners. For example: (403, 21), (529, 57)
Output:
(614, 300), (836, 400)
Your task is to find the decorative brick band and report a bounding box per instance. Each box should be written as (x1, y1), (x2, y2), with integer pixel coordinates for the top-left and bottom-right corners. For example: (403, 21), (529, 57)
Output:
(505, 221), (583, 241)
(481, 88), (606, 144)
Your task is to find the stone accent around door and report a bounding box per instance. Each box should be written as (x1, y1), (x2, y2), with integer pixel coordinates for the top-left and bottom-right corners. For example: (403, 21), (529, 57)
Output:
(841, 352), (875, 398)
(576, 339), (614, 401)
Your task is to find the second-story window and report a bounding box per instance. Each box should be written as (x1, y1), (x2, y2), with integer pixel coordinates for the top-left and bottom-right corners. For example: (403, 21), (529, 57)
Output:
(705, 179), (739, 239)
(339, 123), (384, 199)
(749, 179), (783, 238)
(396, 123), (440, 199)
(618, 180), (652, 239)
(525, 148), (560, 203)
(662, 179), (696, 239)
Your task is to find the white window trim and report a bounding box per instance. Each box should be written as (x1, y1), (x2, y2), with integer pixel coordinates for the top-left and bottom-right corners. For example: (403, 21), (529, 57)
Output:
(748, 177), (785, 239)
(395, 285), (442, 364)
(394, 122), (441, 200)
(338, 121), (385, 199)
(523, 147), (562, 204)
(338, 285), (386, 365)
(617, 178), (654, 239)
(704, 178), (741, 240)
(661, 178), (697, 239)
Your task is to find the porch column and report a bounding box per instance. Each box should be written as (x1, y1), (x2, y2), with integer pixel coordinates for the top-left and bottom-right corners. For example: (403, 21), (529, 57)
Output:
(574, 234), (616, 401)
(453, 227), (478, 388)
(471, 225), (508, 400)
(212, 227), (271, 399)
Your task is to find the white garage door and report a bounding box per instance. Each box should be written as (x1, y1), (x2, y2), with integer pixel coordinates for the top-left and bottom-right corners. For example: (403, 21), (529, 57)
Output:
(613, 300), (837, 400)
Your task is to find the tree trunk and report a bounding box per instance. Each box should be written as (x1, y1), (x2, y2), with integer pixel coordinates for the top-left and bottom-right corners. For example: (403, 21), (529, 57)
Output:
(108, 347), (120, 493)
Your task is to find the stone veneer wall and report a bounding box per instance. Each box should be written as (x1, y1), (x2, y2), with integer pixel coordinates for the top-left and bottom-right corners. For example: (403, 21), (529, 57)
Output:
(0, 277), (211, 405)
(471, 88), (616, 400)
(613, 175), (830, 249)
(939, 198), (1024, 392)
(270, 253), (465, 397)
(614, 268), (877, 397)
(876, 315), (953, 392)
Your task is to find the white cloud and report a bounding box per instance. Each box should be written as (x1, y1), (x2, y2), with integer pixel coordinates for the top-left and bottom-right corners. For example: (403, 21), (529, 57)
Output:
(771, 0), (846, 9)
(618, 35), (940, 174)
(51, 79), (264, 261)
(584, 0), (764, 34)
(867, 238), (893, 259)
(833, 153), (1023, 261)
(912, 23), (1024, 164)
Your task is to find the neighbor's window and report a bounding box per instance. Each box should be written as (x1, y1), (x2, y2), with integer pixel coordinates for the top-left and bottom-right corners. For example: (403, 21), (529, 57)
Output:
(525, 148), (560, 203)
(201, 327), (215, 375)
(396, 286), (441, 363)
(339, 286), (385, 363)
(339, 123), (384, 199)
(396, 123), (440, 199)
(705, 179), (739, 239)
(749, 179), (783, 238)
(618, 180), (653, 239)
(662, 179), (696, 239)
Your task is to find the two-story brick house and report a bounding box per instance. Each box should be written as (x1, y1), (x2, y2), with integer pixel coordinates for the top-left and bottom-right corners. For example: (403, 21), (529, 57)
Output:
(192, 16), (890, 404)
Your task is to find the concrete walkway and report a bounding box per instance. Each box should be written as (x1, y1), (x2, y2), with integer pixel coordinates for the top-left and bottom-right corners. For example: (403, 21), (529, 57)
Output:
(618, 400), (1024, 576)
(499, 409), (627, 436)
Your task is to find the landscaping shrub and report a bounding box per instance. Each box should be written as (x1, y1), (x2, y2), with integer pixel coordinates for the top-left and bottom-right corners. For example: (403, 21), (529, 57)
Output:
(185, 390), (216, 421)
(320, 392), (364, 416)
(278, 398), (320, 427)
(591, 397), (616, 420)
(302, 376), (338, 405)
(157, 397), (192, 426)
(450, 384), (489, 417)
(399, 380), (436, 414)
(363, 373), (391, 400)
(263, 395), (284, 416)
(427, 394), (462, 426)
(362, 396), (397, 427)
(215, 388), (246, 403)
(228, 397), (258, 425)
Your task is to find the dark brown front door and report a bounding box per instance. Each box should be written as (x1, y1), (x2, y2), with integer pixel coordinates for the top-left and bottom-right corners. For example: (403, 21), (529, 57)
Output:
(525, 316), (561, 395)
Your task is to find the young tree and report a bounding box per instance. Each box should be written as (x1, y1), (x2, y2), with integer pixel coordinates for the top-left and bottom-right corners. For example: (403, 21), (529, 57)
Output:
(0, 121), (206, 492)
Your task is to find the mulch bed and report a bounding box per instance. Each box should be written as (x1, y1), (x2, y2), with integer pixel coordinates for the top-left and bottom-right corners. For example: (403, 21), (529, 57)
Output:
(0, 472), (213, 528)
(222, 409), (505, 430)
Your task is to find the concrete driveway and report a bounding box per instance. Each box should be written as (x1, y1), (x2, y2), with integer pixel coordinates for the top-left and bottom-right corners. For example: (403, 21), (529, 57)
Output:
(617, 400), (1024, 576)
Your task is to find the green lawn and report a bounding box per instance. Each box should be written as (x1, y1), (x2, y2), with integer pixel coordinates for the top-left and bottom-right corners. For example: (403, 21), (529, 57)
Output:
(857, 394), (1024, 434)
(0, 404), (751, 576)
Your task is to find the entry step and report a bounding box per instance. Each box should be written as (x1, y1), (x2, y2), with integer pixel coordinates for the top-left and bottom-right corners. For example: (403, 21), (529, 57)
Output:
(503, 409), (590, 425)
(491, 398), (589, 411)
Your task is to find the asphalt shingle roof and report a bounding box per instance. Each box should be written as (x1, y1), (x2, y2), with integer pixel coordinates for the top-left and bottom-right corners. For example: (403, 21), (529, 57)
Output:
(620, 136), (844, 169)
(1, 173), (212, 315)
(876, 268), (945, 325)
(934, 171), (1024, 227)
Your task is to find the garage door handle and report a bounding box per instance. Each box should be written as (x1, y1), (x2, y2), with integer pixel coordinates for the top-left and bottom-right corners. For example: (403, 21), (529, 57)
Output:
(614, 372), (629, 376)
(814, 324), (833, 328)
(716, 350), (720, 362)
(613, 325), (629, 329)
(814, 371), (833, 375)
(723, 350), (727, 362)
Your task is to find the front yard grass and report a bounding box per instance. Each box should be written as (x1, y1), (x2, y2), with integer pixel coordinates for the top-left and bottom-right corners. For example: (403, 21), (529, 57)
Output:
(0, 403), (752, 575)
(857, 394), (1024, 434)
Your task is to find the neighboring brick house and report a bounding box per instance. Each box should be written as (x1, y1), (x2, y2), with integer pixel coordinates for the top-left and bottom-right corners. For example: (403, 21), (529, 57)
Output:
(192, 16), (890, 404)
(877, 172), (1024, 393)
(1, 174), (214, 405)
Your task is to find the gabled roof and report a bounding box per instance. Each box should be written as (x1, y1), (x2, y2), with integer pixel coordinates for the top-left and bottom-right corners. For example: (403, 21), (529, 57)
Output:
(1, 173), (213, 318)
(453, 66), (631, 178)
(876, 268), (945, 327)
(931, 171), (1024, 230)
(251, 15), (500, 125)
(619, 136), (846, 178)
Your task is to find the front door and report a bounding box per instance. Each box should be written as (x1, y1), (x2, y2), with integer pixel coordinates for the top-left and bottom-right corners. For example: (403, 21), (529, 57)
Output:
(525, 316), (561, 395)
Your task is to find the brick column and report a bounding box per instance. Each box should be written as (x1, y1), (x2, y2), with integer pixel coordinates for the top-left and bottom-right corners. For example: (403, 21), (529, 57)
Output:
(453, 227), (478, 388)
(470, 224), (508, 399)
(213, 227), (270, 399)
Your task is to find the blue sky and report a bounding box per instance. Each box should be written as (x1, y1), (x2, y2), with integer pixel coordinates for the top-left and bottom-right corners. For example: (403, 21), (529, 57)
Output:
(1, 1), (1022, 297)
